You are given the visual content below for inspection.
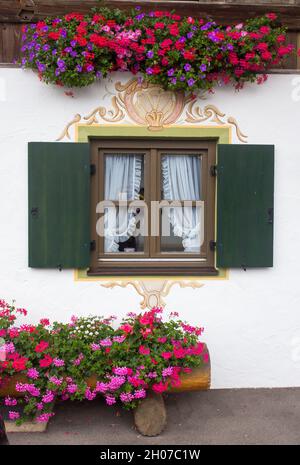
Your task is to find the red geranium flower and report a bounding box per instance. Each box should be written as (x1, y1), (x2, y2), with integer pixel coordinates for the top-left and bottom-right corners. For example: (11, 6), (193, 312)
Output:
(39, 354), (53, 368)
(139, 345), (150, 355)
(12, 357), (28, 372)
(183, 50), (195, 61)
(35, 340), (49, 353)
(65, 13), (84, 22)
(48, 32), (60, 41)
(152, 65), (161, 74)
(74, 36), (88, 47)
(152, 381), (169, 393)
(119, 323), (133, 334)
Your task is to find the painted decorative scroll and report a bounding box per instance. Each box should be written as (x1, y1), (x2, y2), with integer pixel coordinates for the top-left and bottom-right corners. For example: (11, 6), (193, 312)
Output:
(101, 280), (204, 310)
(57, 77), (248, 142)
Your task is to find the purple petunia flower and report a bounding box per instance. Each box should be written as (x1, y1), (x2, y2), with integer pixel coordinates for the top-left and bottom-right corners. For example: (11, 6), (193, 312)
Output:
(37, 62), (46, 73)
(87, 64), (94, 73)
(200, 64), (207, 72)
(70, 40), (77, 48)
(187, 32), (193, 39)
(43, 44), (50, 52)
(201, 23), (211, 31)
(180, 75), (186, 81)
(96, 71), (103, 79)
(147, 50), (154, 58)
(146, 67), (153, 75)
(76, 65), (83, 73)
(167, 68), (175, 77)
(57, 59), (66, 69)
(187, 78), (195, 87)
(171, 77), (177, 85)
(184, 63), (191, 72)
(52, 49), (57, 56)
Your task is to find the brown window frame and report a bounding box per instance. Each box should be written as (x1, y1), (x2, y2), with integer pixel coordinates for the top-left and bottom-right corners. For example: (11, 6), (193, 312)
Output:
(89, 137), (217, 276)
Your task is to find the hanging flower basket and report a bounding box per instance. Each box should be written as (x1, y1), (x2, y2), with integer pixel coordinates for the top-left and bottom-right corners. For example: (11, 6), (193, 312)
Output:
(20, 7), (298, 93)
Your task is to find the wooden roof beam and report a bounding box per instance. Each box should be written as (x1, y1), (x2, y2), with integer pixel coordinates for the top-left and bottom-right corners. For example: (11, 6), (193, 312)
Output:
(1, 1), (300, 30)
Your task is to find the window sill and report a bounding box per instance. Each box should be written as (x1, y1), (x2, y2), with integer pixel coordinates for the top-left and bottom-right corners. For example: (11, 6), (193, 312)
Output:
(87, 266), (218, 277)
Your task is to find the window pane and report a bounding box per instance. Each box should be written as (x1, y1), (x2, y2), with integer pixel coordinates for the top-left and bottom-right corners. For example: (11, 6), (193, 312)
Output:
(103, 205), (146, 254)
(161, 154), (201, 201)
(104, 153), (144, 201)
(160, 205), (204, 254)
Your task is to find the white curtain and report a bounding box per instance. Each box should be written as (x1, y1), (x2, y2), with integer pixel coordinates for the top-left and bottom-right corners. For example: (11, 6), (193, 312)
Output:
(162, 155), (201, 252)
(104, 154), (142, 253)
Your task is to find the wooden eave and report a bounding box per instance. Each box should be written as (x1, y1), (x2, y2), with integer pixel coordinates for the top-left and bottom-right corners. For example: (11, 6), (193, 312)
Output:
(1, 1), (300, 31)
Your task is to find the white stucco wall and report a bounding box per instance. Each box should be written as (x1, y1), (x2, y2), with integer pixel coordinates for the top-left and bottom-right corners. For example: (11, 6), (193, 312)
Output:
(0, 68), (300, 389)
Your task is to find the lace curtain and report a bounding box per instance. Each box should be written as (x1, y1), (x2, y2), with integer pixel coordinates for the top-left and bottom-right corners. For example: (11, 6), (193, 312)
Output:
(104, 154), (142, 253)
(162, 155), (201, 253)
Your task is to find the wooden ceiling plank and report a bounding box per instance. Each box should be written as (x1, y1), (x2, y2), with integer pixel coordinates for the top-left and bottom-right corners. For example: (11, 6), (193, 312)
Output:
(1, 1), (300, 30)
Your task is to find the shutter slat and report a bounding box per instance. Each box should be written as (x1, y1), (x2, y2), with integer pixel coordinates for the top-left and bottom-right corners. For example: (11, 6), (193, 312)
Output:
(28, 142), (90, 268)
(217, 144), (274, 268)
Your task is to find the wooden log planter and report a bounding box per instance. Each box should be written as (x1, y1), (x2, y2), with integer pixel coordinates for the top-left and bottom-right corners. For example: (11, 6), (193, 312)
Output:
(0, 344), (210, 437)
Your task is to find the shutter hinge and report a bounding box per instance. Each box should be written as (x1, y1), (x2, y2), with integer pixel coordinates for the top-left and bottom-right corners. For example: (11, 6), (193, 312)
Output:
(209, 240), (217, 251)
(90, 240), (96, 252)
(210, 165), (217, 177)
(90, 164), (96, 175)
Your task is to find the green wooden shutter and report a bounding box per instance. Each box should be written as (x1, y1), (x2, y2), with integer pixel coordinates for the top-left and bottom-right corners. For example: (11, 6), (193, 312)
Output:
(28, 142), (90, 268)
(217, 144), (274, 268)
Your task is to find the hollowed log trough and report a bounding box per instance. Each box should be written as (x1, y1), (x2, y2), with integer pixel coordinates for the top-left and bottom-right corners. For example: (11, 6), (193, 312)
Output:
(0, 344), (210, 437)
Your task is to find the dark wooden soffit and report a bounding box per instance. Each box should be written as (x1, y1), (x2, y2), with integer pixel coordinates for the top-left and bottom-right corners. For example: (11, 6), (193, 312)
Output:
(2, 1), (300, 30)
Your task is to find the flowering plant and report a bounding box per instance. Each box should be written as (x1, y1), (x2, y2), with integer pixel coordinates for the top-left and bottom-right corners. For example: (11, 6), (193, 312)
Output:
(0, 300), (206, 425)
(21, 7), (297, 93)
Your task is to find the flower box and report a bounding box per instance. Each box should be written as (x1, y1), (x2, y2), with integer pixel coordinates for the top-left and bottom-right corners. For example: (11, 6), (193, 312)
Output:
(0, 301), (210, 435)
(20, 8), (297, 93)
(0, 349), (210, 399)
(0, 357), (210, 436)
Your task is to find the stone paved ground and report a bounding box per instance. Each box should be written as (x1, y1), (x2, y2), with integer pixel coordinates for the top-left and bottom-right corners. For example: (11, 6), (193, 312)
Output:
(7, 388), (300, 445)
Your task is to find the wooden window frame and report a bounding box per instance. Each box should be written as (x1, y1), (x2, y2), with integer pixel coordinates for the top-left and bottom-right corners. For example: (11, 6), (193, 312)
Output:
(89, 137), (217, 276)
